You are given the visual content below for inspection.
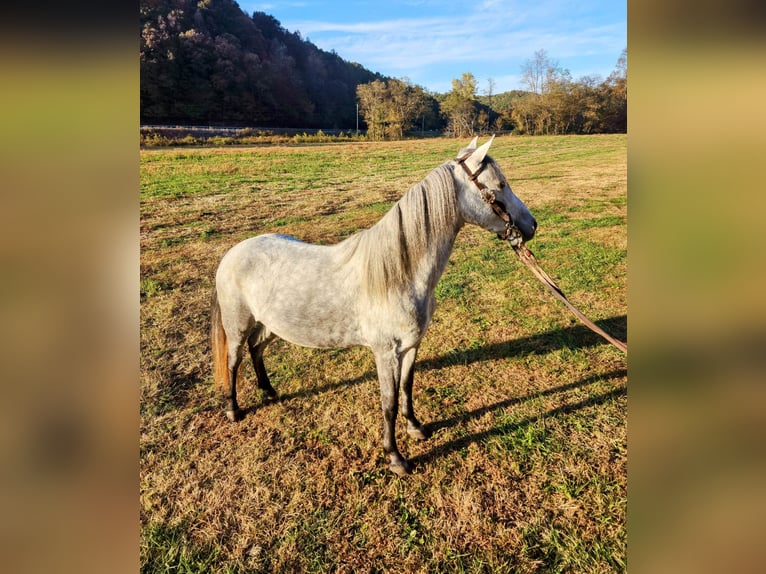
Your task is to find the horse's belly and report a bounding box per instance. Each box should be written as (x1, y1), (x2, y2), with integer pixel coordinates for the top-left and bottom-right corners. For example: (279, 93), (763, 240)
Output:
(264, 307), (363, 349)
(249, 275), (364, 349)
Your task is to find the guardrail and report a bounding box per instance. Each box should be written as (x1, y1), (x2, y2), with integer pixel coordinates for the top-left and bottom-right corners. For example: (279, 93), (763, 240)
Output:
(140, 125), (353, 137)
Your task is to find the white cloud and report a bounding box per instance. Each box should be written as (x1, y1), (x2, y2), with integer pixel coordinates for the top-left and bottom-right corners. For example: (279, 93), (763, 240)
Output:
(295, 16), (621, 68)
(247, 2), (307, 12)
(248, 0), (625, 91)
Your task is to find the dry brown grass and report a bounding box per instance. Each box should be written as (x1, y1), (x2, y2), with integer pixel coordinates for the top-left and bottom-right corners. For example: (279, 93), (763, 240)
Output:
(141, 135), (626, 573)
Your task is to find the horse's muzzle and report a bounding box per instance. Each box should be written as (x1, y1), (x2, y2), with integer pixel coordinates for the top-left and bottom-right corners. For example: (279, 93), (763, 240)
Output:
(524, 217), (538, 241)
(514, 217), (536, 243)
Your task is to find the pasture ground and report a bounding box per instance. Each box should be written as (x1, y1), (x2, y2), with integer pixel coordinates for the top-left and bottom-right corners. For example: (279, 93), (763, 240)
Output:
(140, 135), (627, 573)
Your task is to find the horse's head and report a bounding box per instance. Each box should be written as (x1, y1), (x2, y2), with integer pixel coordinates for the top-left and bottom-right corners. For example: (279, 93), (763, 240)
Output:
(454, 136), (537, 246)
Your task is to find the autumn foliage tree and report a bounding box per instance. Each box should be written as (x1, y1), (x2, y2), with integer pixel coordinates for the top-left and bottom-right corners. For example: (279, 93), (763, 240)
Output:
(600, 49), (627, 133)
(356, 78), (429, 140)
(356, 80), (388, 140)
(509, 49), (627, 135)
(440, 73), (480, 138)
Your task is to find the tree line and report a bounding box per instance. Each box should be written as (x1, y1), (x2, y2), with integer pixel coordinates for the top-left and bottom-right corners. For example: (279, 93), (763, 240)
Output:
(356, 51), (626, 139)
(507, 49), (626, 135)
(141, 0), (626, 135)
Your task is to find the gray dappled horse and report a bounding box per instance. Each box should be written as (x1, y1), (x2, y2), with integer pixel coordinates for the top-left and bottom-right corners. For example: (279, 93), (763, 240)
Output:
(211, 136), (537, 475)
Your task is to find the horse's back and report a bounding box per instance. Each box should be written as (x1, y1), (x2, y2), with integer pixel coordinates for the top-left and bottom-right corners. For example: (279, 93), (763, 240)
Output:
(215, 233), (364, 348)
(218, 233), (315, 276)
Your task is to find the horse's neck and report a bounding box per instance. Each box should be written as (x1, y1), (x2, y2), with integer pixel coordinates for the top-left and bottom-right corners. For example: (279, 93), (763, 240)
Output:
(412, 225), (460, 298)
(388, 167), (463, 298)
(340, 163), (463, 301)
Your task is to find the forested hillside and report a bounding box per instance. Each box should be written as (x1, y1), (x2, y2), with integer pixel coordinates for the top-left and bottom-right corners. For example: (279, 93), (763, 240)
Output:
(140, 0), (385, 127)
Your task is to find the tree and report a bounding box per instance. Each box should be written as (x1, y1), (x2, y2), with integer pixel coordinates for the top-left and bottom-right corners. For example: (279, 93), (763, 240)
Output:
(356, 80), (388, 140)
(385, 78), (427, 139)
(440, 73), (479, 138)
(520, 49), (551, 95)
(495, 48), (627, 136)
(569, 75), (602, 134)
(510, 94), (533, 135)
(600, 48), (627, 132)
(515, 50), (576, 134)
(484, 77), (496, 109)
(545, 69), (578, 134)
(355, 78), (428, 140)
(476, 109), (490, 135)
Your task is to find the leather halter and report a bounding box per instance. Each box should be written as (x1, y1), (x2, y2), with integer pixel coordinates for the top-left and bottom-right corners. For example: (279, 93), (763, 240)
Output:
(456, 152), (521, 242)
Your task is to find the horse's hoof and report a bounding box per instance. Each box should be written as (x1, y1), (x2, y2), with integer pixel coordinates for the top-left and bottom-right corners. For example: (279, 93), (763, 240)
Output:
(389, 459), (412, 477)
(407, 424), (431, 441)
(225, 409), (242, 422)
(261, 390), (279, 403)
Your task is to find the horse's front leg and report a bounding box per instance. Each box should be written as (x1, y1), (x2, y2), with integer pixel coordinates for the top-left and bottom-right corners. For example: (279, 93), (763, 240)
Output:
(400, 346), (431, 441)
(373, 347), (410, 476)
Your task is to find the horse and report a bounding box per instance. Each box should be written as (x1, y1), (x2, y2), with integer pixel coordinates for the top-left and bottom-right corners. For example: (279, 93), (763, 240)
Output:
(210, 136), (537, 476)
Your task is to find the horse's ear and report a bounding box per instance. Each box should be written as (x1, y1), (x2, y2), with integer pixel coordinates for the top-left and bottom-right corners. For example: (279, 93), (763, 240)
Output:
(465, 135), (495, 172)
(457, 136), (479, 158)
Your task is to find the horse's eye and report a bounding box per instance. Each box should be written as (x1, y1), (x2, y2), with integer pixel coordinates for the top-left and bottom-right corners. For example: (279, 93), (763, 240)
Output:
(498, 181), (506, 189)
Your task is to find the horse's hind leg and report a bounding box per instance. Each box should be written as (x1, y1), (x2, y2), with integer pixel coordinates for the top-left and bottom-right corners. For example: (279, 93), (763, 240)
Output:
(218, 330), (246, 422)
(211, 288), (247, 422)
(224, 344), (245, 422)
(248, 328), (277, 402)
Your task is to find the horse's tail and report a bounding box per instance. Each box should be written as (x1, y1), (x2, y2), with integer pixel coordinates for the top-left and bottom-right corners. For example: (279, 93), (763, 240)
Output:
(210, 287), (229, 393)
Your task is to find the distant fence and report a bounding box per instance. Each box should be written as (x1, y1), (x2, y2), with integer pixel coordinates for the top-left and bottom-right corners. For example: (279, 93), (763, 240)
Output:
(139, 125), (491, 147)
(140, 125), (356, 139)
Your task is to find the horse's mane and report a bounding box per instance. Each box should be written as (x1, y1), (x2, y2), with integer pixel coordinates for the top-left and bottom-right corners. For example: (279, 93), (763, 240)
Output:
(338, 162), (459, 299)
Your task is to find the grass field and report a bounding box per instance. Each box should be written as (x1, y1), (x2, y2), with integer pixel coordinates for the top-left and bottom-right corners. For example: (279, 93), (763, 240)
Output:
(140, 134), (627, 573)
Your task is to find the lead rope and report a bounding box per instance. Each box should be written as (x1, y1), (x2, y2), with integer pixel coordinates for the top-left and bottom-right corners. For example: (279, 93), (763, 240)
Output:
(513, 244), (628, 354)
(457, 153), (627, 354)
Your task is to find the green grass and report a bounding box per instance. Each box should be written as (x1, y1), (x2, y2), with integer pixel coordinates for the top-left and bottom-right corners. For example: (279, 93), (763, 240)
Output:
(140, 134), (626, 573)
(142, 521), (235, 574)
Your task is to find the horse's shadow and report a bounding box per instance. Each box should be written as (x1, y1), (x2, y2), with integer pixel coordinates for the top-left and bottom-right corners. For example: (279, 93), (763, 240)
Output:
(266, 314), (626, 406)
(425, 367), (626, 435)
(239, 316), (628, 455)
(171, 315), (625, 419)
(410, 369), (626, 468)
(419, 314), (626, 374)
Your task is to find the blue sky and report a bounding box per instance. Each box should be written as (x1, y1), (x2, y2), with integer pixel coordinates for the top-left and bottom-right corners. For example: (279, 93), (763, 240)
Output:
(237, 0), (626, 94)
